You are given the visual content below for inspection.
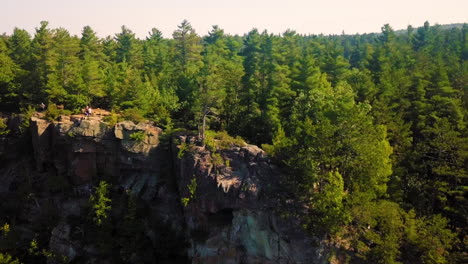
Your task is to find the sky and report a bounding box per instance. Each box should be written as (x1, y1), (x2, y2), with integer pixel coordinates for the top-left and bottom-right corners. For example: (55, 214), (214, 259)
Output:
(3, 0), (468, 39)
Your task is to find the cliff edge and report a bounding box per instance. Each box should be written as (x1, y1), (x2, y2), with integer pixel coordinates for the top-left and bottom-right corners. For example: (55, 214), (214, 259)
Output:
(0, 114), (325, 264)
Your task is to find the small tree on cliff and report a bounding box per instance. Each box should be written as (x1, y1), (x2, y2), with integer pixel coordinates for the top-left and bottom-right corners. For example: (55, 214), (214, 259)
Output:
(90, 181), (111, 226)
(194, 80), (224, 145)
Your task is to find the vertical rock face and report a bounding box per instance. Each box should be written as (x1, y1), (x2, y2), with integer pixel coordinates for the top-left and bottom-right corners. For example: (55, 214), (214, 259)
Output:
(174, 137), (324, 264)
(0, 115), (324, 263)
(29, 117), (164, 192)
(25, 116), (186, 263)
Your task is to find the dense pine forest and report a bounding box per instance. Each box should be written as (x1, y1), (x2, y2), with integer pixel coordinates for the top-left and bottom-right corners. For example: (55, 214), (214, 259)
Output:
(0, 20), (467, 263)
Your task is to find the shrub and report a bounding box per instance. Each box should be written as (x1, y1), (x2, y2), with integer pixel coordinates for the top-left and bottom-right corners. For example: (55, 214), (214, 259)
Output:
(211, 152), (224, 166)
(19, 105), (36, 133)
(181, 177), (197, 207)
(204, 130), (246, 151)
(0, 118), (9, 136)
(103, 110), (121, 127)
(204, 134), (217, 152)
(0, 222), (10, 236)
(90, 181), (112, 226)
(129, 131), (146, 142)
(122, 108), (145, 124)
(0, 252), (21, 264)
(177, 142), (190, 159)
(45, 104), (61, 121)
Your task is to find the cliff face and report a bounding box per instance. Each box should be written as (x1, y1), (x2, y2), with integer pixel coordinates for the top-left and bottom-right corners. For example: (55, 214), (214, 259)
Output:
(0, 114), (325, 264)
(174, 137), (323, 264)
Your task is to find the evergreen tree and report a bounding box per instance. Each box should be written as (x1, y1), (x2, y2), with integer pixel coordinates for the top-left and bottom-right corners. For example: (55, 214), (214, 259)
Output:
(30, 21), (55, 104)
(172, 20), (203, 123)
(0, 38), (21, 110)
(46, 28), (83, 110)
(80, 26), (106, 107)
(115, 26), (143, 68)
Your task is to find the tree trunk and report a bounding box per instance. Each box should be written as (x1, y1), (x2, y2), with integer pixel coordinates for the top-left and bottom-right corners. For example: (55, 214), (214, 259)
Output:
(202, 112), (206, 146)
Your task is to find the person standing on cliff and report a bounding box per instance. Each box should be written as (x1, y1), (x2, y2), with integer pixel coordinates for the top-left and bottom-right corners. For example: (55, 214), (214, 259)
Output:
(85, 106), (90, 118)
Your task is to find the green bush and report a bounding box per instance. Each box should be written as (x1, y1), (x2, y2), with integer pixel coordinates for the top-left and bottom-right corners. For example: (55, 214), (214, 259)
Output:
(44, 104), (72, 122)
(0, 118), (9, 136)
(129, 131), (146, 142)
(122, 108), (145, 124)
(211, 152), (224, 166)
(177, 142), (191, 159)
(204, 134), (217, 152)
(103, 110), (121, 127)
(90, 181), (112, 226)
(19, 105), (35, 133)
(0, 252), (22, 264)
(181, 177), (197, 207)
(204, 130), (246, 151)
(44, 104), (60, 121)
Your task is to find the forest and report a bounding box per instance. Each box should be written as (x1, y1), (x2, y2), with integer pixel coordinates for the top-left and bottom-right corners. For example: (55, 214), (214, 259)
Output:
(0, 20), (467, 263)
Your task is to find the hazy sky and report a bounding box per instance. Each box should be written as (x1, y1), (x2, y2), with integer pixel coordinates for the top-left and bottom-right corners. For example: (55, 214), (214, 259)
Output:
(3, 0), (468, 38)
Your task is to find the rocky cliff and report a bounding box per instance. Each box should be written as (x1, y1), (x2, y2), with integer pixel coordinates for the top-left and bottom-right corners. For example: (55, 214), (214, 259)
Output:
(0, 114), (326, 264)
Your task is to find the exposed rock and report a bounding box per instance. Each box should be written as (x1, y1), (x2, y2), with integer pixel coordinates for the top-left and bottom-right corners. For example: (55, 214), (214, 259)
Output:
(29, 117), (164, 186)
(0, 114), (325, 264)
(31, 117), (53, 171)
(174, 137), (323, 264)
(49, 222), (78, 263)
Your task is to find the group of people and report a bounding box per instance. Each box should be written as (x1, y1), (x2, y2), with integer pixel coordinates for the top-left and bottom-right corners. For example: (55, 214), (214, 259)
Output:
(84, 105), (92, 118)
(38, 103), (93, 120)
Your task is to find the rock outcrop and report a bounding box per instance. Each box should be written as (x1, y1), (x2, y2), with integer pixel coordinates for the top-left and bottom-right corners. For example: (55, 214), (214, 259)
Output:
(0, 114), (325, 264)
(174, 136), (324, 264)
(30, 116), (164, 188)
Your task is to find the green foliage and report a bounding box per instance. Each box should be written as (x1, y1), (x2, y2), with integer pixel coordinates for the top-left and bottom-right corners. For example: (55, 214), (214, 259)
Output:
(90, 181), (112, 226)
(27, 237), (40, 256)
(0, 119), (9, 136)
(102, 110), (121, 127)
(129, 131), (145, 142)
(19, 106), (35, 133)
(177, 141), (194, 159)
(0, 21), (466, 262)
(44, 103), (71, 121)
(66, 131), (74, 138)
(404, 212), (456, 264)
(211, 152), (224, 167)
(306, 170), (348, 234)
(0, 223), (10, 236)
(204, 130), (246, 151)
(181, 177), (197, 207)
(27, 236), (62, 263)
(353, 201), (405, 263)
(121, 108), (145, 124)
(45, 103), (60, 121)
(0, 252), (21, 264)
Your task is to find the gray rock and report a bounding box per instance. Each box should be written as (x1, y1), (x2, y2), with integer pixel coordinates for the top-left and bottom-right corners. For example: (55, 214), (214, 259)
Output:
(49, 222), (77, 263)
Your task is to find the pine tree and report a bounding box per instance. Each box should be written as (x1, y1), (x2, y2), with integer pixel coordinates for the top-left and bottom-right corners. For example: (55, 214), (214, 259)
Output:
(0, 38), (21, 111)
(172, 20), (203, 123)
(46, 28), (83, 110)
(115, 26), (143, 68)
(80, 26), (106, 107)
(30, 21), (55, 104)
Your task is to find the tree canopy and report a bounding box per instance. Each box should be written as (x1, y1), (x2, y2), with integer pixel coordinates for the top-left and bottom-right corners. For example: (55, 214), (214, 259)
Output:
(0, 21), (467, 263)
